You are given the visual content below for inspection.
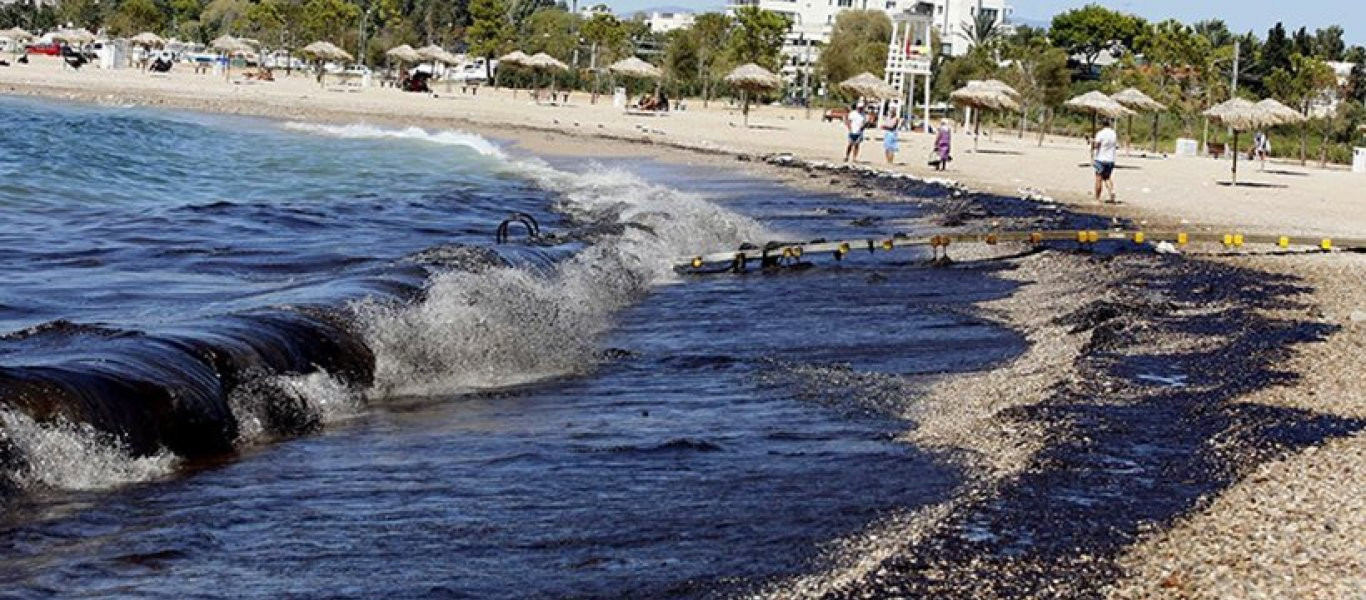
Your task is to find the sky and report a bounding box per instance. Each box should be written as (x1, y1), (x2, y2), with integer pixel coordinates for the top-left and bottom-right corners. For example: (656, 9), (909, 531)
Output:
(599, 0), (1364, 47)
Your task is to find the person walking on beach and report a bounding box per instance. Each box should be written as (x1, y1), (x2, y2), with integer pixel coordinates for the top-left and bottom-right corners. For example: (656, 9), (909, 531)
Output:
(882, 111), (901, 165)
(931, 119), (952, 171)
(844, 101), (867, 163)
(1092, 118), (1119, 203)
(1253, 131), (1271, 171)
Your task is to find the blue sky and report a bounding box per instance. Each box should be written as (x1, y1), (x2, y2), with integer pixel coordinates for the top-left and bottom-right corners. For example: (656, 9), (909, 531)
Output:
(601, 0), (1364, 47)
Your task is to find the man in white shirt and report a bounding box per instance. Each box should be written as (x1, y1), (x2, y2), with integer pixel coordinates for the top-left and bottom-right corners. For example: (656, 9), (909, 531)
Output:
(1092, 119), (1119, 203)
(844, 101), (867, 163)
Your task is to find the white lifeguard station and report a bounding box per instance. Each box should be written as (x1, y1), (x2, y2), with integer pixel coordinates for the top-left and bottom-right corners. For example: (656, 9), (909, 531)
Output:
(885, 2), (935, 132)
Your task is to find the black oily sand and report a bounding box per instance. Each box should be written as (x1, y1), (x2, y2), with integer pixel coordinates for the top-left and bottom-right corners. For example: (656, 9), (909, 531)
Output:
(712, 158), (1365, 599)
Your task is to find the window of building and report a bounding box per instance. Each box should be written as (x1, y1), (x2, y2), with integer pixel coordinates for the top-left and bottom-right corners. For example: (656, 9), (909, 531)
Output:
(885, 0), (895, 7)
(836, 0), (852, 6)
(981, 8), (998, 22)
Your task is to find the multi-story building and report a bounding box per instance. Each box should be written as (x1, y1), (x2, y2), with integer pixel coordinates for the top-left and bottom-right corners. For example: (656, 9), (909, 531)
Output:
(726, 0), (1010, 82)
(645, 11), (697, 34)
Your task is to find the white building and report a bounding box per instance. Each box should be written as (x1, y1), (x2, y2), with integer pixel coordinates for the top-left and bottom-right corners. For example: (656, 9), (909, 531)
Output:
(727, 0), (1010, 83)
(578, 3), (614, 19)
(645, 11), (696, 34)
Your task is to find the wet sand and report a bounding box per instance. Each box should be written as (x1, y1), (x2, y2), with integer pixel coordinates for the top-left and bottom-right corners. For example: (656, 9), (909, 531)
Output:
(3, 57), (1364, 598)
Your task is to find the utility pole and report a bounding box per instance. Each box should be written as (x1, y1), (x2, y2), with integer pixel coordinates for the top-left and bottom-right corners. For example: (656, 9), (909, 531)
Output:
(802, 32), (811, 119)
(1231, 39), (1240, 96)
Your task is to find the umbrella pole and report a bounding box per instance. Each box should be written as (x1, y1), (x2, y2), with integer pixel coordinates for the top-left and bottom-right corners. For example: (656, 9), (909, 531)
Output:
(1151, 113), (1160, 154)
(742, 89), (749, 127)
(1231, 130), (1239, 186)
(1127, 114), (1133, 152)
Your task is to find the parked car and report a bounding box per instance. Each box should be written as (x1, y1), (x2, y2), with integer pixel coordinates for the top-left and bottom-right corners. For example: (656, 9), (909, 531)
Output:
(25, 42), (61, 56)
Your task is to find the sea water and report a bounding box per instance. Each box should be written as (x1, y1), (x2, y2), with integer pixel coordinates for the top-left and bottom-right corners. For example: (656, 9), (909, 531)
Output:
(0, 96), (1023, 597)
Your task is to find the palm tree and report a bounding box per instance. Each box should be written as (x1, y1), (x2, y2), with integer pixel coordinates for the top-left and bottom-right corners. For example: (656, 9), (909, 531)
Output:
(958, 0), (1001, 48)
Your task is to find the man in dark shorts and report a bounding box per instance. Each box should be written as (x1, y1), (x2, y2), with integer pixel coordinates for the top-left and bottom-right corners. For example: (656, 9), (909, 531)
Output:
(1092, 118), (1118, 203)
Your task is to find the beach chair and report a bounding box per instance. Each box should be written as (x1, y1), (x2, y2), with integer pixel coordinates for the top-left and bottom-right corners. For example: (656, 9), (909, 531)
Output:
(1207, 142), (1226, 159)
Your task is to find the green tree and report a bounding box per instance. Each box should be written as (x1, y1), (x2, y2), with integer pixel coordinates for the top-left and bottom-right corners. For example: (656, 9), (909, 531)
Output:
(817, 10), (890, 94)
(999, 32), (1070, 144)
(106, 0), (165, 35)
(1191, 19), (1232, 50)
(1312, 26), (1345, 61)
(689, 12), (732, 106)
(726, 5), (788, 72)
(1345, 45), (1366, 65)
(1265, 53), (1337, 164)
(465, 0), (511, 77)
(958, 0), (1002, 49)
(1048, 4), (1144, 73)
(201, 0), (250, 36)
(297, 0), (359, 42)
(662, 26), (700, 95)
(580, 13), (626, 64)
(55, 0), (105, 30)
(518, 7), (576, 60)
(1262, 23), (1291, 75)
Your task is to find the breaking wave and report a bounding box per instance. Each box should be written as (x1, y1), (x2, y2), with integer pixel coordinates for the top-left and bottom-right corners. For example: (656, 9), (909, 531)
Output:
(0, 124), (768, 496)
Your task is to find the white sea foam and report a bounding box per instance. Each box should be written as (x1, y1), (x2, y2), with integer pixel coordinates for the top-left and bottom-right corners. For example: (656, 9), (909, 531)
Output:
(0, 409), (178, 492)
(282, 122), (507, 158)
(338, 125), (771, 397)
(229, 370), (364, 445)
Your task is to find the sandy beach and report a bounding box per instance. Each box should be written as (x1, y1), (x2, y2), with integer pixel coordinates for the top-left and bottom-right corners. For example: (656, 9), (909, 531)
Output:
(3, 57), (1363, 598)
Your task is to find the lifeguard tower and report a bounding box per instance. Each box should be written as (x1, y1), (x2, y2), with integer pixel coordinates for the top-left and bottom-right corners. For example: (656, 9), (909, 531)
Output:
(885, 2), (935, 131)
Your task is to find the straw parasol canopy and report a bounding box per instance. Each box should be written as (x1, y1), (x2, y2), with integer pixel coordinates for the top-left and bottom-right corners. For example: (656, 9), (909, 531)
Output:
(386, 44), (421, 64)
(1203, 97), (1283, 185)
(608, 55), (662, 79)
(499, 50), (530, 66)
(1, 27), (34, 42)
(302, 40), (352, 62)
(129, 32), (165, 47)
(1110, 88), (1167, 152)
(1065, 90), (1136, 119)
(524, 52), (568, 71)
(52, 28), (95, 44)
(1254, 98), (1306, 126)
(950, 81), (1020, 111)
(1111, 88), (1165, 112)
(725, 63), (783, 127)
(839, 72), (899, 100)
(950, 81), (1021, 151)
(979, 79), (1021, 98)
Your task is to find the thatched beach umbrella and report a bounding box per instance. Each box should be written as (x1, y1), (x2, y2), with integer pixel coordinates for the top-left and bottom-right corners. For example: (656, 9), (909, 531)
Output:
(496, 50), (530, 91)
(52, 28), (95, 45)
(415, 44), (460, 92)
(302, 41), (353, 86)
(525, 52), (569, 101)
(210, 35), (255, 79)
(1, 27), (33, 58)
(1254, 98), (1306, 126)
(725, 63), (783, 127)
(979, 79), (1021, 98)
(385, 44), (420, 86)
(1111, 88), (1166, 152)
(1203, 97), (1281, 185)
(838, 72), (899, 100)
(609, 55), (662, 79)
(130, 32), (165, 47)
(609, 56), (662, 100)
(950, 81), (1021, 151)
(1065, 90), (1136, 138)
(386, 44), (421, 64)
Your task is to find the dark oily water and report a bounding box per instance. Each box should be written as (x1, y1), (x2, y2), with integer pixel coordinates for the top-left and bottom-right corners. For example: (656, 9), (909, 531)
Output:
(0, 99), (1024, 597)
